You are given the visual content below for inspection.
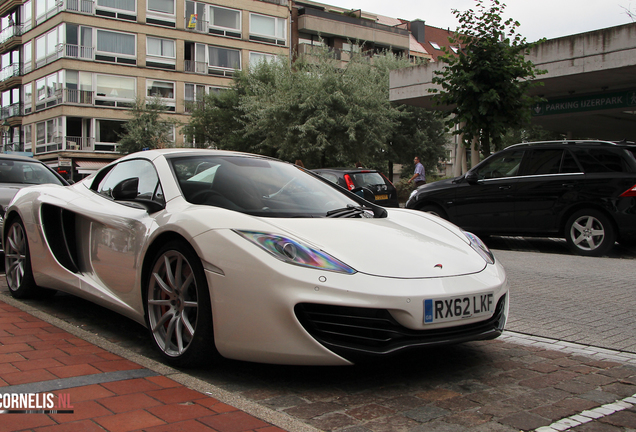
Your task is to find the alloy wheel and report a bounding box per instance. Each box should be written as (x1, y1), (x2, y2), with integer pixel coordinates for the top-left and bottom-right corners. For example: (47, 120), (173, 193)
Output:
(569, 215), (605, 251)
(147, 250), (199, 357)
(5, 221), (27, 292)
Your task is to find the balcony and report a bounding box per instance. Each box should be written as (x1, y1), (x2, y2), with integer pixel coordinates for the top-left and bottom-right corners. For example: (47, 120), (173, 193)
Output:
(0, 102), (22, 120)
(35, 44), (95, 69)
(63, 136), (95, 151)
(297, 7), (410, 51)
(35, 0), (94, 26)
(0, 62), (20, 82)
(35, 136), (113, 155)
(34, 89), (99, 112)
(0, 24), (22, 47)
(184, 60), (235, 78)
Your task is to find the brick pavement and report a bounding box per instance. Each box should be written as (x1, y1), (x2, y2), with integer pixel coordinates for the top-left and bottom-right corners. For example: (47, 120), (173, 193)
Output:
(0, 300), (290, 432)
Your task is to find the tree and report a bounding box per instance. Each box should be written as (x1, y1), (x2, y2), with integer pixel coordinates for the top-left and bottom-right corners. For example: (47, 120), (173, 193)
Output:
(431, 0), (546, 159)
(183, 48), (449, 173)
(118, 96), (179, 154)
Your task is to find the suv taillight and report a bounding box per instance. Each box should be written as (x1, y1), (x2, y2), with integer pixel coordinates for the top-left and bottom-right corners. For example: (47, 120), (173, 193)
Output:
(620, 185), (636, 197)
(344, 174), (356, 190)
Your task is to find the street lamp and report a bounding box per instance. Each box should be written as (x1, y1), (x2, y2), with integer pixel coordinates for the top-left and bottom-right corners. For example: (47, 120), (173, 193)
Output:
(1, 119), (10, 154)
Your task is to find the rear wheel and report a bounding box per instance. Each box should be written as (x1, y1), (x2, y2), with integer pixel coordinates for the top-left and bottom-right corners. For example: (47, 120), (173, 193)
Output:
(145, 240), (218, 368)
(4, 217), (55, 299)
(565, 209), (616, 256)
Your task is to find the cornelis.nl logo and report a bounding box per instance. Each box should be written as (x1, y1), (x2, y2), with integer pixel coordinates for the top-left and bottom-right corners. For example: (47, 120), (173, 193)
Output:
(0, 393), (74, 414)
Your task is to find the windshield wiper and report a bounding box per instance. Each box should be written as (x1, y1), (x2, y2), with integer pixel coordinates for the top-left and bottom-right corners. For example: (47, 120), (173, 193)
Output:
(326, 205), (373, 218)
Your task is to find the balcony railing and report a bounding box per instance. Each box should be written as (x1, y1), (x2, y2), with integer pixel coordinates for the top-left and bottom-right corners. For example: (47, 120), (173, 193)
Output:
(184, 60), (207, 74)
(35, 0), (95, 25)
(63, 136), (94, 151)
(0, 62), (20, 82)
(64, 88), (94, 105)
(0, 102), (22, 120)
(35, 44), (94, 69)
(0, 25), (23, 45)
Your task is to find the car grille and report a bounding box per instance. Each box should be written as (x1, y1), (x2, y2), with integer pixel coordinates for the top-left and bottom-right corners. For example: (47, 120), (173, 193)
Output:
(294, 295), (506, 361)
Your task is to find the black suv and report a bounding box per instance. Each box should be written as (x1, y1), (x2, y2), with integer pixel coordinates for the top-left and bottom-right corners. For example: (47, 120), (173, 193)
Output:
(406, 140), (636, 256)
(312, 168), (399, 208)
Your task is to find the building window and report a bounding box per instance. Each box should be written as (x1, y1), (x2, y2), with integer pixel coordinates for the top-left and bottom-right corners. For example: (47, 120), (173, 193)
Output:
(35, 71), (63, 111)
(24, 82), (32, 114)
(95, 0), (136, 21)
(146, 37), (175, 69)
(147, 80), (175, 111)
(249, 13), (286, 45)
(23, 41), (32, 74)
(184, 83), (227, 113)
(24, 124), (32, 152)
(147, 0), (175, 27)
(35, 26), (61, 68)
(208, 46), (240, 70)
(22, 0), (32, 32)
(96, 74), (135, 107)
(96, 119), (126, 151)
(35, 117), (62, 154)
(208, 6), (240, 38)
(185, 0), (206, 33)
(429, 41), (441, 50)
(36, 0), (62, 24)
(249, 52), (276, 67)
(96, 30), (136, 64)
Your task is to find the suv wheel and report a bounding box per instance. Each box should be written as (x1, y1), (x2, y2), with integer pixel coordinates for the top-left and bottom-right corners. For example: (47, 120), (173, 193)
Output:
(565, 210), (616, 256)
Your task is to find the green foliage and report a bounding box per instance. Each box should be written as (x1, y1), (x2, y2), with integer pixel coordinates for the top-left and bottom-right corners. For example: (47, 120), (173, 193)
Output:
(183, 48), (449, 172)
(431, 0), (546, 158)
(118, 96), (179, 154)
(501, 125), (565, 148)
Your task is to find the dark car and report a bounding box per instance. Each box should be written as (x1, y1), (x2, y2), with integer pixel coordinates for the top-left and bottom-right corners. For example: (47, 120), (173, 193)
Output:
(0, 154), (69, 252)
(406, 140), (636, 256)
(312, 168), (399, 207)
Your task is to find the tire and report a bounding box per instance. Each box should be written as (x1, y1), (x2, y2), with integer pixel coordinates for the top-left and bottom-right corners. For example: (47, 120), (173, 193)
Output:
(145, 240), (218, 368)
(418, 204), (448, 220)
(4, 217), (56, 299)
(565, 209), (616, 256)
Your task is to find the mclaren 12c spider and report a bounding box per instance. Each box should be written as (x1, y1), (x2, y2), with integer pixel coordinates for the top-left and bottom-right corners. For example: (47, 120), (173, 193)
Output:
(4, 149), (508, 367)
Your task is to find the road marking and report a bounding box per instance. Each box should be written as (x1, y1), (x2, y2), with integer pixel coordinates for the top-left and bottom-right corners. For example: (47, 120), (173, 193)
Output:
(535, 394), (636, 431)
(500, 331), (636, 365)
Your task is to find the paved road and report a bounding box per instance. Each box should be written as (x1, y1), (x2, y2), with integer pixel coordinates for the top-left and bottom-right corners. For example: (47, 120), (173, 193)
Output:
(1, 237), (635, 431)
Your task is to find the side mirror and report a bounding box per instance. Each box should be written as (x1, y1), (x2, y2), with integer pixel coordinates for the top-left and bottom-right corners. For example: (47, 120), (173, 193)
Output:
(112, 177), (165, 213)
(112, 177), (139, 200)
(351, 186), (375, 203)
(465, 171), (479, 185)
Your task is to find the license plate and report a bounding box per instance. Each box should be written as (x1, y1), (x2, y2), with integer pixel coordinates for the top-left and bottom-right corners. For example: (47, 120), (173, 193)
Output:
(424, 293), (494, 324)
(375, 194), (388, 201)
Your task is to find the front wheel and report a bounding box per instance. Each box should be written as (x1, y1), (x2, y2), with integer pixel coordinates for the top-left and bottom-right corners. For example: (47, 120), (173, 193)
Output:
(565, 210), (616, 256)
(4, 218), (55, 299)
(145, 240), (218, 368)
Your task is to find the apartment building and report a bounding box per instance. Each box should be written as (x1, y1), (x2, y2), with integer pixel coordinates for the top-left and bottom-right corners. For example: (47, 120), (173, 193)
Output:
(0, 0), (290, 179)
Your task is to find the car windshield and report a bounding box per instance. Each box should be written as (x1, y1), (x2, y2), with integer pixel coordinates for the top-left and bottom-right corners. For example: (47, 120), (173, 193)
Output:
(0, 159), (64, 185)
(171, 156), (361, 217)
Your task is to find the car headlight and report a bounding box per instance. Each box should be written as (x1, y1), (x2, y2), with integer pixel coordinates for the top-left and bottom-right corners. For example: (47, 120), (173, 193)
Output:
(234, 230), (356, 274)
(463, 231), (495, 264)
(409, 189), (418, 200)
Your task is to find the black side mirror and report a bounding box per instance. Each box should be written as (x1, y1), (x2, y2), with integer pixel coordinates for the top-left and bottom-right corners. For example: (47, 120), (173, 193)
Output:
(352, 186), (376, 203)
(465, 171), (479, 185)
(112, 177), (139, 200)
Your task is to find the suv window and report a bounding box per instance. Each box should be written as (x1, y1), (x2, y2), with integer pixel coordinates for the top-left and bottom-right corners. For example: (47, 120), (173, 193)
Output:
(475, 150), (523, 180)
(572, 148), (631, 173)
(522, 149), (581, 175)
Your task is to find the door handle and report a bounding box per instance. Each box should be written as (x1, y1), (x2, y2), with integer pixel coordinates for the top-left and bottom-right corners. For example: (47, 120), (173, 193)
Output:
(498, 185), (512, 190)
(562, 183), (575, 188)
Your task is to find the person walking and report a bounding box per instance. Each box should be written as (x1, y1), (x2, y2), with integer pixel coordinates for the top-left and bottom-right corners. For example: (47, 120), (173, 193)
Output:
(408, 156), (426, 187)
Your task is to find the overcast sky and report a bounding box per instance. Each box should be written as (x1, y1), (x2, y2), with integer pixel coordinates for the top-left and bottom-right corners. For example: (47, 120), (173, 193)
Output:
(319, 0), (635, 42)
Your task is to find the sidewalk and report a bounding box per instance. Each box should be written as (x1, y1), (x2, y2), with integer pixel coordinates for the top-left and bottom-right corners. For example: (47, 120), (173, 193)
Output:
(0, 299), (311, 432)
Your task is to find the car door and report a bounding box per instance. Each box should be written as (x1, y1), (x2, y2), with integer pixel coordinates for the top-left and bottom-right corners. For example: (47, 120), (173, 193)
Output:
(451, 150), (524, 233)
(514, 148), (584, 233)
(80, 159), (163, 300)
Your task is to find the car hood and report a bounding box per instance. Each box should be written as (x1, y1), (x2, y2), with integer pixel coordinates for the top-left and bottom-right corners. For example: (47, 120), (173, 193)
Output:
(258, 209), (487, 279)
(0, 184), (26, 208)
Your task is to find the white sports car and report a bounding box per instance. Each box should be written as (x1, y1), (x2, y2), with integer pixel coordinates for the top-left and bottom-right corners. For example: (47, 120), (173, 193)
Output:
(4, 149), (508, 367)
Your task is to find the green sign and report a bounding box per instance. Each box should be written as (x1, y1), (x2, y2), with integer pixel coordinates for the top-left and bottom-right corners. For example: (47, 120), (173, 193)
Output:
(532, 90), (636, 116)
